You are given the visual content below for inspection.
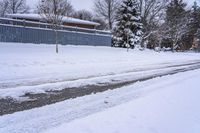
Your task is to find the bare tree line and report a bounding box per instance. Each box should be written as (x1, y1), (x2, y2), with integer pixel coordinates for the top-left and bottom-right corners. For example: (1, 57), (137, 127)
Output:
(0, 0), (29, 16)
(94, 0), (121, 30)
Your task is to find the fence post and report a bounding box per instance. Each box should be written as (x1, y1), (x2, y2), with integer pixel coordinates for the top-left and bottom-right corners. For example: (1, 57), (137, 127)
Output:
(76, 26), (78, 45)
(23, 19), (26, 27)
(93, 27), (97, 46)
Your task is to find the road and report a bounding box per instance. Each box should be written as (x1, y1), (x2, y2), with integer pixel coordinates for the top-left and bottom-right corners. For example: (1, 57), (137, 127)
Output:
(1, 65), (200, 133)
(1, 60), (200, 116)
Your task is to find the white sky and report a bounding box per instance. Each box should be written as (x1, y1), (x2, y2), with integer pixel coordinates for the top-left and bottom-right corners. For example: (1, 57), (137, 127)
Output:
(27, 0), (200, 12)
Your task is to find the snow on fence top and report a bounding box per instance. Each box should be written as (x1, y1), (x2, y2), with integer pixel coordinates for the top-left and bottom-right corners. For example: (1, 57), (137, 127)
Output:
(6, 14), (100, 26)
(0, 16), (111, 36)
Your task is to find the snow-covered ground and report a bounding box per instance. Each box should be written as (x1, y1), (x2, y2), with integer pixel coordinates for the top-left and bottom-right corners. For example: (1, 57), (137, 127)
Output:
(44, 69), (200, 133)
(1, 68), (200, 133)
(1, 42), (200, 133)
(1, 42), (200, 99)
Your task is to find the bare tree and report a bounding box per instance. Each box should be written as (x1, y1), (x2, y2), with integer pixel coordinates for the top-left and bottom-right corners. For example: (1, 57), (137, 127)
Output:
(0, 0), (29, 16)
(8, 0), (29, 14)
(62, 1), (74, 17)
(138, 0), (169, 47)
(73, 10), (93, 21)
(38, 0), (69, 53)
(94, 0), (120, 30)
(139, 0), (168, 25)
(37, 0), (73, 16)
(0, 0), (9, 16)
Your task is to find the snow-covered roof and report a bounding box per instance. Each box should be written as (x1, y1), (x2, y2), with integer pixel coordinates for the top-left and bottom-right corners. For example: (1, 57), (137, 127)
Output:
(6, 14), (100, 26)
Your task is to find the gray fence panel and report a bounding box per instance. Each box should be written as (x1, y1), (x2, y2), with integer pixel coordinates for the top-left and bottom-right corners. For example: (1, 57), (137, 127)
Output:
(0, 25), (111, 46)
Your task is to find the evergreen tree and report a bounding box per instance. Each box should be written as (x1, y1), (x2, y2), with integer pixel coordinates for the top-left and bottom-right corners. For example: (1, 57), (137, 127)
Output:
(196, 29), (200, 39)
(165, 0), (188, 51)
(113, 0), (143, 48)
(193, 28), (200, 52)
(166, 0), (186, 24)
(188, 1), (200, 44)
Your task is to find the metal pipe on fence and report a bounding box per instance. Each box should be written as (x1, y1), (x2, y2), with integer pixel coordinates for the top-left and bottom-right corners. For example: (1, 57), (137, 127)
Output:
(0, 17), (111, 35)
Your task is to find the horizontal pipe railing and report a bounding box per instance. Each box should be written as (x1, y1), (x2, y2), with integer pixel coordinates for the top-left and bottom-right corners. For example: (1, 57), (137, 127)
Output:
(0, 17), (111, 36)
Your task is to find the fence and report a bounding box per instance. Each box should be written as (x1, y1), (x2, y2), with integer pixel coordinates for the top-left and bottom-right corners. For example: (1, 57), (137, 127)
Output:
(0, 18), (112, 46)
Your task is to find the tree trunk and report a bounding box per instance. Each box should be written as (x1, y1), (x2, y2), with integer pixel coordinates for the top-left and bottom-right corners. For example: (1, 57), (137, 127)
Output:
(140, 39), (145, 48)
(55, 29), (58, 54)
(172, 42), (176, 52)
(159, 40), (162, 49)
(172, 39), (178, 52)
(108, 6), (112, 29)
(108, 1), (112, 30)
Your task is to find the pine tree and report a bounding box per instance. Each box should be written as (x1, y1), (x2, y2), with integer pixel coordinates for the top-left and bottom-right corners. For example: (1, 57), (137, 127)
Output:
(166, 0), (186, 24)
(182, 1), (200, 50)
(193, 28), (200, 52)
(113, 0), (143, 49)
(189, 1), (200, 42)
(165, 0), (188, 51)
(196, 29), (200, 39)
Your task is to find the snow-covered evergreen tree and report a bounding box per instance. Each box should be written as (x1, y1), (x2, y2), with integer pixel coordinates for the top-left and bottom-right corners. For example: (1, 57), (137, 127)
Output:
(113, 0), (143, 48)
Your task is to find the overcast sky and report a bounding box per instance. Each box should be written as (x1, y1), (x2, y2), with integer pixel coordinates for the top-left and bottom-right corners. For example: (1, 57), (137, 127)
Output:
(27, 0), (94, 11)
(27, 0), (200, 12)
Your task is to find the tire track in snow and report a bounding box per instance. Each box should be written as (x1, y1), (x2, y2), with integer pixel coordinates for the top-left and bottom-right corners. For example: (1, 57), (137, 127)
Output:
(1, 61), (200, 116)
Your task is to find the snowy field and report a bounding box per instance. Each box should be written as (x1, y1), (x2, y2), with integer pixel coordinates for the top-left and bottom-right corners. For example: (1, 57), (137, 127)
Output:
(0, 68), (200, 133)
(1, 42), (200, 99)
